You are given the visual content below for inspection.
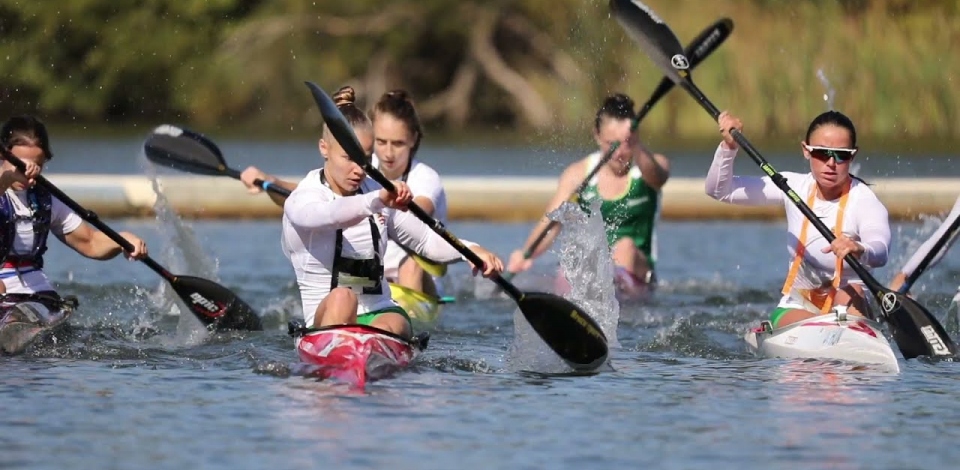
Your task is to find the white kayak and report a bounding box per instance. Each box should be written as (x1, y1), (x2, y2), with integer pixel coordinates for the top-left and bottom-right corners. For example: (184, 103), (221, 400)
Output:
(744, 311), (900, 372)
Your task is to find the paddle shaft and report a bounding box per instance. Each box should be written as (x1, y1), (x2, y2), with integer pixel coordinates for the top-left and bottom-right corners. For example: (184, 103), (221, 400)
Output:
(216, 165), (293, 198)
(363, 166), (525, 300)
(679, 80), (889, 299)
(1, 149), (183, 282)
(900, 209), (960, 293)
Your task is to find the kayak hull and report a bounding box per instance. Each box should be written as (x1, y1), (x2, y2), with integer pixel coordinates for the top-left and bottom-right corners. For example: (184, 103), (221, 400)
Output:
(295, 324), (428, 388)
(745, 312), (899, 372)
(0, 293), (77, 355)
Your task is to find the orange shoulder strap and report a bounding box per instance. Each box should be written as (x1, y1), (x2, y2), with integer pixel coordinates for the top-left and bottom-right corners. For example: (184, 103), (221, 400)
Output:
(780, 180), (851, 313)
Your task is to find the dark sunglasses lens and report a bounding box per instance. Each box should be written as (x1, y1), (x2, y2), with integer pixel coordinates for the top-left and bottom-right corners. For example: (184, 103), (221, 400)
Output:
(811, 149), (853, 162)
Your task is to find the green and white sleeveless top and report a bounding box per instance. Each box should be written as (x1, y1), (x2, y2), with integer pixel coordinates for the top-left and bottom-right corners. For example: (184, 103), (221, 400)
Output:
(576, 152), (660, 268)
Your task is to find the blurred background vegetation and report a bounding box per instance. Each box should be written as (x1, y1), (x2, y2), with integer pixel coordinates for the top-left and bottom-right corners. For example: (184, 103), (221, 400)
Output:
(1, 0), (958, 149)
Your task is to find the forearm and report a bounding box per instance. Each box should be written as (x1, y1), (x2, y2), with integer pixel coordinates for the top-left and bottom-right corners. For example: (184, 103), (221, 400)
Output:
(635, 144), (669, 189)
(521, 217), (560, 259)
(82, 232), (125, 260)
(704, 143), (781, 206)
(391, 210), (474, 263)
(285, 191), (384, 230)
(262, 178), (298, 208)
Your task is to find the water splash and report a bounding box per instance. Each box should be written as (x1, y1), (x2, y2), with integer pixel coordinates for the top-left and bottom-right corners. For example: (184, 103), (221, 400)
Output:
(141, 155), (219, 344)
(507, 199), (619, 373)
(817, 69), (861, 174)
(816, 69), (836, 111)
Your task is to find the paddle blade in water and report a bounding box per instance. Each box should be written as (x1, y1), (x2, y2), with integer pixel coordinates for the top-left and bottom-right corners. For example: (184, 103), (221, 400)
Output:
(170, 275), (263, 331)
(518, 292), (608, 371)
(880, 292), (956, 359)
(144, 125), (230, 176)
(609, 0), (686, 84)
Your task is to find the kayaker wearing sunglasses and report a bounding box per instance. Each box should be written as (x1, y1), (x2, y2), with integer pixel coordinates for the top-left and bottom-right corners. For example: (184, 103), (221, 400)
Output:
(704, 110), (890, 328)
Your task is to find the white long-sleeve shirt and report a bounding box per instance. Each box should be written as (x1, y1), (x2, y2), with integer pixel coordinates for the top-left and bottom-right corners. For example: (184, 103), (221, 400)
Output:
(281, 169), (472, 325)
(704, 143), (890, 289)
(374, 158), (448, 280)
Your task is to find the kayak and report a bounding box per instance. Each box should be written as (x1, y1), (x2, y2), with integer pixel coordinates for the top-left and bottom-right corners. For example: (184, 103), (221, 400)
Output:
(0, 292), (78, 355)
(744, 311), (899, 372)
(554, 266), (653, 303)
(389, 282), (443, 332)
(289, 321), (429, 388)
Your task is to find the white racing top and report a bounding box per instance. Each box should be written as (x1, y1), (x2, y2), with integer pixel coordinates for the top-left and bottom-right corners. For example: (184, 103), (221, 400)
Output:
(704, 144), (890, 290)
(281, 169), (470, 325)
(372, 157), (448, 281)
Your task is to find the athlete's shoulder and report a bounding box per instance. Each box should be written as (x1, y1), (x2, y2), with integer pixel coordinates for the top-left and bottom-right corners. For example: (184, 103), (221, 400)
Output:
(408, 159), (442, 183)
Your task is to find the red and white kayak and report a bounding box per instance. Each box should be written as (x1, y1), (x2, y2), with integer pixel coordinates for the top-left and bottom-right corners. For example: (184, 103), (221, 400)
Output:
(290, 323), (429, 388)
(744, 311), (899, 372)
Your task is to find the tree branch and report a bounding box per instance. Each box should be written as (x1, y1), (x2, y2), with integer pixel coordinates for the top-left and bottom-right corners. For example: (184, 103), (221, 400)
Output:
(468, 6), (552, 129)
(500, 13), (586, 86)
(419, 59), (479, 129)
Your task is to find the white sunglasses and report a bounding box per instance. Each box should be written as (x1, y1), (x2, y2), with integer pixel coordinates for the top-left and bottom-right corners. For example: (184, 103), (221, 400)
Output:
(803, 143), (858, 162)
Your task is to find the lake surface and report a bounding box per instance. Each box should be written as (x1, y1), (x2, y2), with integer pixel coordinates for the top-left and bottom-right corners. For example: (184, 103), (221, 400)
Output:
(3, 209), (960, 469)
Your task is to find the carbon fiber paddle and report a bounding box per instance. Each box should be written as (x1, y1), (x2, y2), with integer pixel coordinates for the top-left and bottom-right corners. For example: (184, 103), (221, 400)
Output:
(1, 146), (262, 331)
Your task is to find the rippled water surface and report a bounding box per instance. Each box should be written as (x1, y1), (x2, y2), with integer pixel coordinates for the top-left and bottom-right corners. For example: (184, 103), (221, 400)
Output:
(3, 214), (960, 469)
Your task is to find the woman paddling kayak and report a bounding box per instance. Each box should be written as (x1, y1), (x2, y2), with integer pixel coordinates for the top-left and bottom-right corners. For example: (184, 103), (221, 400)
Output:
(506, 94), (670, 298)
(240, 89), (451, 300)
(705, 110), (890, 328)
(0, 115), (149, 353)
(279, 87), (501, 338)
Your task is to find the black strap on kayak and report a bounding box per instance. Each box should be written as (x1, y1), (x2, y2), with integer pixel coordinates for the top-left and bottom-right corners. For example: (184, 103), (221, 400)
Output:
(0, 291), (78, 309)
(287, 319), (429, 350)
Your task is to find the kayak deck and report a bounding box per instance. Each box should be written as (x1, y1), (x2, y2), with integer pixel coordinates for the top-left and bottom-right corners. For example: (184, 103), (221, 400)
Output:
(745, 311), (899, 372)
(290, 321), (429, 388)
(0, 293), (77, 355)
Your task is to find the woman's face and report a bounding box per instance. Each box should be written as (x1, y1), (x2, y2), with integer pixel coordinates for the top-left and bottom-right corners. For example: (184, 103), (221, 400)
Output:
(373, 114), (416, 178)
(802, 124), (856, 194)
(319, 127), (374, 195)
(8, 143), (46, 191)
(594, 117), (635, 173)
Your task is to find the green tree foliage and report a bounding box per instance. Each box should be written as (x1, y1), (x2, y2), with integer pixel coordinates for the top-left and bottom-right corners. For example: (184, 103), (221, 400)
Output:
(1, 0), (958, 140)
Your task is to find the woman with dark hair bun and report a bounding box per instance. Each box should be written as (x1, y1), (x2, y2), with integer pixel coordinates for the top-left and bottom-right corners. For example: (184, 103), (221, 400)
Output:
(506, 93), (671, 301)
(368, 89), (449, 299)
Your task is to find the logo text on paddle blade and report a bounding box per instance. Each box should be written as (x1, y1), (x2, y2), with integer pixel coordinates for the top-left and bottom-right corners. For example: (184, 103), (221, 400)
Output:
(693, 28), (723, 59)
(190, 292), (224, 318)
(570, 310), (605, 342)
(920, 325), (951, 356)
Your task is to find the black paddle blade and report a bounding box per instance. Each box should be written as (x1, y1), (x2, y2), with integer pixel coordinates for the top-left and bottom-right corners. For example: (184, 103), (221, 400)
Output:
(878, 291), (956, 359)
(170, 275), (263, 331)
(143, 125), (230, 177)
(686, 18), (732, 66)
(304, 81), (372, 170)
(609, 0), (687, 84)
(518, 292), (608, 371)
